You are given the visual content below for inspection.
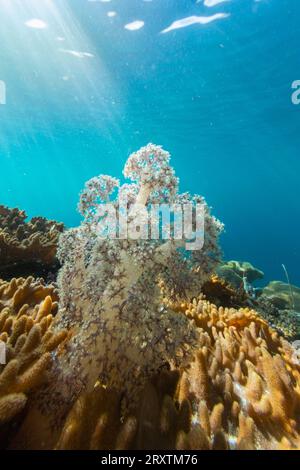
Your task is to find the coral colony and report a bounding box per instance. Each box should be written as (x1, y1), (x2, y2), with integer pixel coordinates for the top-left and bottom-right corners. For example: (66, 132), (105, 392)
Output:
(14, 144), (223, 447)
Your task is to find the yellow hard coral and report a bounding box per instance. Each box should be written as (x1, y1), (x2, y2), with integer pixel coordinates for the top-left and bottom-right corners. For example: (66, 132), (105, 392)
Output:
(0, 276), (58, 312)
(0, 277), (67, 433)
(55, 370), (190, 451)
(55, 384), (140, 451)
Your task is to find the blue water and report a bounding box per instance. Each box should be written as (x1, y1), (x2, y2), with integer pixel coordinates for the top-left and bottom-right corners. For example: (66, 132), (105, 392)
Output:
(0, 0), (299, 286)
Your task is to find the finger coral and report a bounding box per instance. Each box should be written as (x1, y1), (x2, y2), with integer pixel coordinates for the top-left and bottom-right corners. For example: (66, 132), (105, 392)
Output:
(15, 144), (223, 449)
(54, 384), (133, 450)
(0, 205), (64, 280)
(0, 277), (67, 447)
(169, 297), (300, 450)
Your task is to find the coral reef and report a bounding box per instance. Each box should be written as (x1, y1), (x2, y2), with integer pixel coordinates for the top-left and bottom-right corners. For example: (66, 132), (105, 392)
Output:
(254, 295), (300, 341)
(2, 147), (299, 451)
(172, 297), (300, 450)
(0, 277), (67, 448)
(217, 260), (264, 290)
(13, 144), (223, 449)
(54, 371), (188, 450)
(253, 281), (300, 340)
(53, 296), (300, 450)
(201, 275), (248, 308)
(262, 281), (300, 312)
(215, 263), (300, 340)
(0, 205), (64, 280)
(1, 276), (299, 450)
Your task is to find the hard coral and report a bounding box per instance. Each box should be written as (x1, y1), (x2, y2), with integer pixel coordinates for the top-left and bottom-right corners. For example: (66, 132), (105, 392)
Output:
(0, 277), (67, 447)
(16, 144), (223, 449)
(55, 384), (135, 450)
(0, 205), (64, 280)
(262, 281), (300, 312)
(55, 370), (188, 450)
(170, 297), (300, 450)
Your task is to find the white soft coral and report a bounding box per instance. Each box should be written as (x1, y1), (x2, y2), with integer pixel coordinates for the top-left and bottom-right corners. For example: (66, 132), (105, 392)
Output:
(18, 144), (223, 448)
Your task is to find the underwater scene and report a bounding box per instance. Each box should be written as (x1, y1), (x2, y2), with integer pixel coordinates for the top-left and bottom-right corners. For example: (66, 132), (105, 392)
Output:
(0, 0), (300, 452)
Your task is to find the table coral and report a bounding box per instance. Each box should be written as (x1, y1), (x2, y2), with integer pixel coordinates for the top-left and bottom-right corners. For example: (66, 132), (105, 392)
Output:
(14, 143), (223, 449)
(0, 205), (64, 280)
(0, 277), (67, 447)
